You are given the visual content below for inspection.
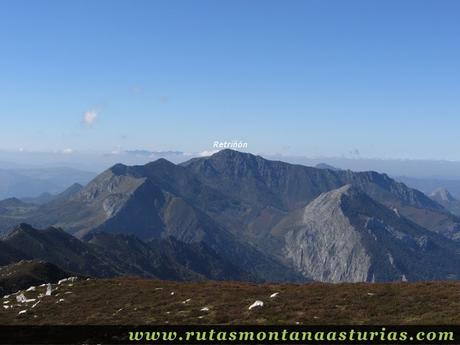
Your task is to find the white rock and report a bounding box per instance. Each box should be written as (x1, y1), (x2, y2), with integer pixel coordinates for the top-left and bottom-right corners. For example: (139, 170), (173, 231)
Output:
(200, 307), (210, 312)
(270, 292), (279, 298)
(18, 310), (27, 315)
(3, 300), (9, 304)
(56, 299), (65, 303)
(248, 300), (264, 310)
(170, 292), (175, 295)
(3, 305), (9, 309)
(31, 301), (40, 309)
(3, 295), (10, 299)
(367, 292), (375, 296)
(182, 298), (191, 304)
(26, 286), (36, 292)
(45, 284), (52, 296)
(16, 294), (27, 303)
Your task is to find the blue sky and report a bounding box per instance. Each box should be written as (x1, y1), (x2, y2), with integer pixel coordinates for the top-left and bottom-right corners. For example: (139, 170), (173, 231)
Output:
(1, 0), (460, 159)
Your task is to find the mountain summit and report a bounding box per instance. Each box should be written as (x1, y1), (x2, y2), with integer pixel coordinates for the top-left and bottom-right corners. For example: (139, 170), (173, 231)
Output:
(1, 149), (460, 282)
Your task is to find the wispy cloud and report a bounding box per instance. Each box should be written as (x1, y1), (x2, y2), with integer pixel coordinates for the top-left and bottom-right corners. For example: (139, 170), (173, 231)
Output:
(198, 150), (219, 157)
(83, 109), (98, 126)
(62, 148), (74, 154)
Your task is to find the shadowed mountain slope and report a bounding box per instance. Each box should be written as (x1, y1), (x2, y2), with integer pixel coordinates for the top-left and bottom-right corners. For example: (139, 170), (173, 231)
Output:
(0, 224), (262, 282)
(0, 260), (70, 296)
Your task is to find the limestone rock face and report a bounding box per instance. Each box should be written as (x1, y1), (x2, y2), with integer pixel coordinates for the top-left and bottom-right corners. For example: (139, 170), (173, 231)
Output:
(282, 185), (460, 282)
(284, 186), (371, 282)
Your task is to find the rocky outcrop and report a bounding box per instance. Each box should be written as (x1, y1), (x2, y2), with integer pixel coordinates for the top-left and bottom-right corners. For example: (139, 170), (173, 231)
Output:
(281, 185), (460, 282)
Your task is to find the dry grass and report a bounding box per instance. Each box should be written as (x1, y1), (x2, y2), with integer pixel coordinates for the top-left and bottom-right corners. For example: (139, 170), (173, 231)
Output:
(1, 278), (460, 325)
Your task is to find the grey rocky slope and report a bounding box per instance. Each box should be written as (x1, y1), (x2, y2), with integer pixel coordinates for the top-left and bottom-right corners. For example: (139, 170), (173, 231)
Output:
(430, 188), (460, 216)
(1, 150), (460, 282)
(279, 185), (460, 282)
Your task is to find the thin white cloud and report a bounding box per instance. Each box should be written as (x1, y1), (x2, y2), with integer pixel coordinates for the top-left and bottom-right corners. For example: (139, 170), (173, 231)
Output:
(62, 148), (74, 154)
(198, 150), (219, 157)
(83, 109), (98, 126)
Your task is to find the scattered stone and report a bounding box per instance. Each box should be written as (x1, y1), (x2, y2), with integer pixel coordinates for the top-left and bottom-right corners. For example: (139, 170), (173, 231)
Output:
(270, 292), (279, 298)
(59, 277), (78, 285)
(200, 307), (210, 312)
(45, 284), (52, 296)
(248, 300), (264, 310)
(16, 294), (27, 303)
(26, 286), (36, 292)
(18, 310), (27, 315)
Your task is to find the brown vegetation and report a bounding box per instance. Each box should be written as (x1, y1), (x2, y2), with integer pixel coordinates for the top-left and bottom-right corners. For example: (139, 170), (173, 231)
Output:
(1, 278), (460, 325)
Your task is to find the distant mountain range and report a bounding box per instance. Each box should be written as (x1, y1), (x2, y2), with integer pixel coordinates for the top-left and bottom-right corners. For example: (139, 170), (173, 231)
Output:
(395, 176), (460, 200)
(1, 149), (460, 283)
(0, 167), (95, 200)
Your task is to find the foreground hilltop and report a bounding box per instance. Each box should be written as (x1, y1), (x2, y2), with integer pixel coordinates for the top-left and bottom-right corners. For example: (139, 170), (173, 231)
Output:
(2, 278), (460, 325)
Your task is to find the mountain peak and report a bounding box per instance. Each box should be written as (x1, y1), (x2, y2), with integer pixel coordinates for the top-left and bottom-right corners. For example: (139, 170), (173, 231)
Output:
(108, 163), (129, 175)
(431, 187), (455, 202)
(305, 184), (365, 210)
(145, 157), (176, 169)
(209, 149), (254, 160)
